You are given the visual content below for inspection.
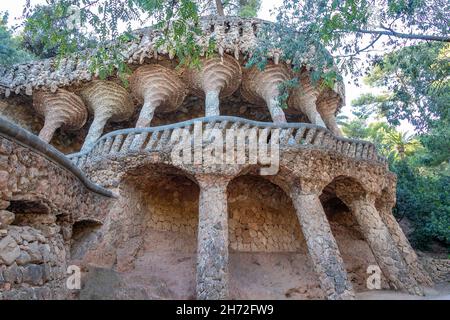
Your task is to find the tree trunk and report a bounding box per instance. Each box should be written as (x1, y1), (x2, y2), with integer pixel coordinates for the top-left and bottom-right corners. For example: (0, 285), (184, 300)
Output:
(215, 0), (224, 16)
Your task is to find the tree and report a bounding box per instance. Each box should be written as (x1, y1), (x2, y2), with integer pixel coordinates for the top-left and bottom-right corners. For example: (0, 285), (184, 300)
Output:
(352, 42), (449, 166)
(17, 0), (449, 90)
(383, 131), (421, 160)
(353, 42), (449, 131)
(21, 4), (98, 59)
(199, 0), (261, 17)
(0, 12), (34, 65)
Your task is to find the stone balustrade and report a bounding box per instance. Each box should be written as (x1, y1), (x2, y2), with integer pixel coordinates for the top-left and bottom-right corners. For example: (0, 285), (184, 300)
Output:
(67, 116), (386, 168)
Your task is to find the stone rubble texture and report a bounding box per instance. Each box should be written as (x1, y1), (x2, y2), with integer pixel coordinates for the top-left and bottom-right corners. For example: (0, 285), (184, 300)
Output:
(183, 55), (242, 117)
(130, 64), (187, 128)
(80, 81), (135, 151)
(32, 89), (88, 143)
(0, 16), (447, 301)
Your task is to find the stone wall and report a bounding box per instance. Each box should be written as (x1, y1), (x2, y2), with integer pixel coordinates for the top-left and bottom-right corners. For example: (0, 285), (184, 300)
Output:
(0, 218), (68, 299)
(228, 175), (305, 252)
(420, 256), (450, 283)
(0, 124), (112, 300)
(0, 135), (111, 223)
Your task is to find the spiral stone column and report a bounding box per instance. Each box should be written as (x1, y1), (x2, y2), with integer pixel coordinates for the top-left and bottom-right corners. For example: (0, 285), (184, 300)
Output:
(32, 89), (88, 143)
(184, 55), (242, 117)
(130, 64), (186, 128)
(288, 72), (326, 127)
(196, 175), (230, 300)
(241, 64), (292, 124)
(80, 81), (135, 151)
(335, 182), (423, 295)
(289, 181), (355, 300)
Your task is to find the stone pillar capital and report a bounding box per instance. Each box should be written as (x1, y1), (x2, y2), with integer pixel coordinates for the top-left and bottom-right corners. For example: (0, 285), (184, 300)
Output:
(334, 180), (378, 207)
(289, 178), (329, 196)
(195, 174), (231, 189)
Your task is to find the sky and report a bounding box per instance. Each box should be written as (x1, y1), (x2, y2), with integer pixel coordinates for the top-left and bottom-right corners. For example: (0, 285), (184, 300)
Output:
(0, 0), (413, 133)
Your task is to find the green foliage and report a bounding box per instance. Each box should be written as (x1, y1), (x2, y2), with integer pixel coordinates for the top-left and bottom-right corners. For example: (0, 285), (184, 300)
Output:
(22, 4), (97, 59)
(236, 0), (261, 17)
(20, 0), (207, 81)
(16, 0), (449, 94)
(392, 161), (450, 249)
(0, 12), (34, 65)
(17, 0), (262, 80)
(353, 42), (450, 168)
(356, 42), (449, 132)
(419, 119), (450, 167)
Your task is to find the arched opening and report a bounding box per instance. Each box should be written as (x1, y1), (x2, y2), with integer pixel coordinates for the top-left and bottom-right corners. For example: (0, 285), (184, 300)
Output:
(79, 164), (199, 299)
(71, 220), (103, 261)
(319, 177), (388, 292)
(7, 199), (49, 215)
(227, 174), (322, 299)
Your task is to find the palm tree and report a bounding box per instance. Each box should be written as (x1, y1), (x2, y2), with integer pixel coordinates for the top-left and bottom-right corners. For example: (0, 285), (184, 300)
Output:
(383, 131), (422, 159)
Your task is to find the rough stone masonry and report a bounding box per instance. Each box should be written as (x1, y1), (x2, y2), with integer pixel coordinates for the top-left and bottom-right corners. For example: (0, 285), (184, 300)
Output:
(1, 16), (448, 300)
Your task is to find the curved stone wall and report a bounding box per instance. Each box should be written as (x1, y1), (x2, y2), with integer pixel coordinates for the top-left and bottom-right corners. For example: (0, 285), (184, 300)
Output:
(0, 118), (113, 299)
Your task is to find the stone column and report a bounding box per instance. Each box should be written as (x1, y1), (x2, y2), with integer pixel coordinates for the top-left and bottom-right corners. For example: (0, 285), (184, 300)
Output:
(266, 96), (288, 124)
(38, 118), (63, 143)
(322, 113), (343, 137)
(290, 74), (327, 127)
(377, 201), (433, 286)
(196, 175), (230, 300)
(135, 101), (157, 128)
(336, 188), (423, 295)
(204, 90), (220, 117)
(290, 182), (355, 300)
(82, 110), (111, 151)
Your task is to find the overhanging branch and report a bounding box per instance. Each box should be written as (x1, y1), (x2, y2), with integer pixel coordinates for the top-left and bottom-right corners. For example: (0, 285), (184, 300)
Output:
(355, 28), (449, 42)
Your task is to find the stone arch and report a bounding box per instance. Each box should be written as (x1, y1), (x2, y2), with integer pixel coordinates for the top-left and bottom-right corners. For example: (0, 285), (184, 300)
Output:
(80, 162), (200, 299)
(70, 219), (103, 261)
(318, 176), (385, 292)
(226, 173), (323, 299)
(328, 175), (423, 295)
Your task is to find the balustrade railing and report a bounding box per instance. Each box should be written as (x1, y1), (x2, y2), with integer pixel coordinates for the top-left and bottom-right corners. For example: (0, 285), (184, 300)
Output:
(67, 116), (387, 167)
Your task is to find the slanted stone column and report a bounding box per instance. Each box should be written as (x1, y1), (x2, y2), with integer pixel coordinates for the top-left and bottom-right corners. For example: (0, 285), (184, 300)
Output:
(288, 73), (327, 127)
(290, 182), (355, 300)
(241, 64), (291, 124)
(32, 89), (88, 143)
(377, 199), (433, 286)
(335, 184), (423, 295)
(196, 175), (230, 300)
